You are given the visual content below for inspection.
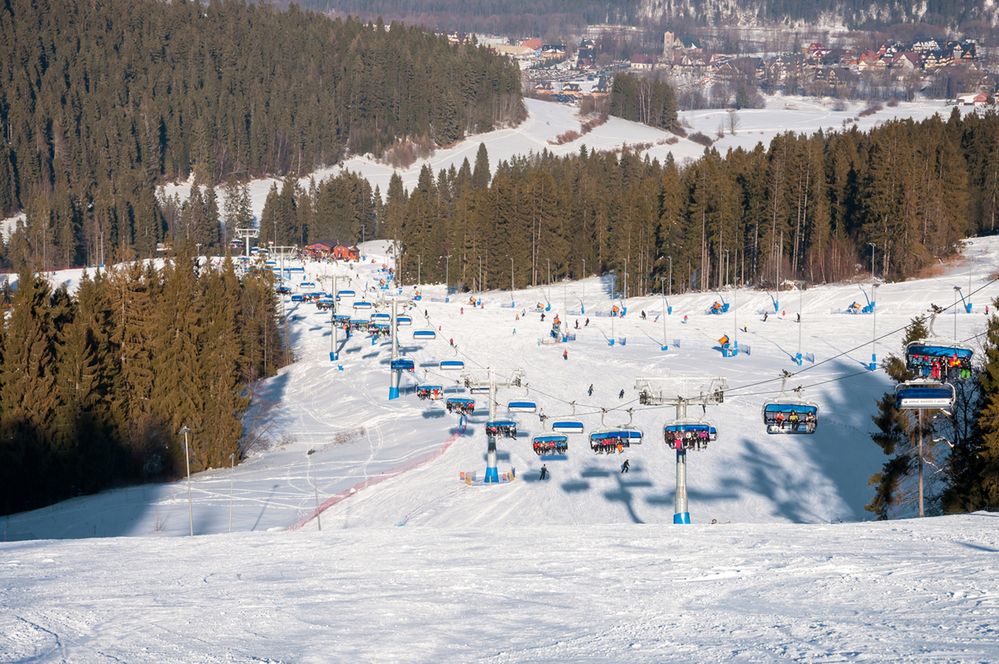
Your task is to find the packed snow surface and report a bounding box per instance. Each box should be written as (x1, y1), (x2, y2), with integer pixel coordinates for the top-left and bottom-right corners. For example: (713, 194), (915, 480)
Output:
(1, 517), (997, 661)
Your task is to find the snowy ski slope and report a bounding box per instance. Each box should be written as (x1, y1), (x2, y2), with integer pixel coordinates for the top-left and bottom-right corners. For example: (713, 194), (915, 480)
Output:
(1, 516), (997, 662)
(3, 238), (999, 662)
(6, 236), (999, 541)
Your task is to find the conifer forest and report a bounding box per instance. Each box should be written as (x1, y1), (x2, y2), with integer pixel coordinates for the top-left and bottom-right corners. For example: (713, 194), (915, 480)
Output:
(0, 0), (524, 268)
(0, 259), (286, 514)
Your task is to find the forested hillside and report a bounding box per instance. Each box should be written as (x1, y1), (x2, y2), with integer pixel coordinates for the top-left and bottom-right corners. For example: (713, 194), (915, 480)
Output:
(288, 0), (996, 32)
(641, 0), (996, 30)
(0, 258), (287, 515)
(291, 110), (997, 292)
(267, 0), (641, 36)
(0, 0), (524, 268)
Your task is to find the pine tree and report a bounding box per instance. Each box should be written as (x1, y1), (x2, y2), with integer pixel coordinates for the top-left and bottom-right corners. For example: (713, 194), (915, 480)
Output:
(198, 259), (246, 468)
(0, 273), (59, 510)
(866, 317), (929, 519)
(107, 262), (159, 473)
(945, 299), (999, 511)
(472, 143), (491, 190)
(150, 254), (204, 474)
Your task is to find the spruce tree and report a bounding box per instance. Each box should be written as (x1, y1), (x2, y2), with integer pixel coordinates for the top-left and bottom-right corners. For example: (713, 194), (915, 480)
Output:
(472, 143), (491, 190)
(198, 259), (246, 468)
(0, 273), (59, 510)
(866, 317), (929, 519)
(150, 254), (205, 474)
(945, 299), (999, 511)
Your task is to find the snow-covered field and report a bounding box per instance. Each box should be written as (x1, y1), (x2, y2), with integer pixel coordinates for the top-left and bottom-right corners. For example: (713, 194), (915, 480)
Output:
(2, 516), (997, 662)
(159, 95), (953, 221)
(3, 236), (998, 661)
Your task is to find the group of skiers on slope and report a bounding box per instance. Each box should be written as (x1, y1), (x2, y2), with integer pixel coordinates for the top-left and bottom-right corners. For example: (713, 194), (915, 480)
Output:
(538, 458), (630, 481)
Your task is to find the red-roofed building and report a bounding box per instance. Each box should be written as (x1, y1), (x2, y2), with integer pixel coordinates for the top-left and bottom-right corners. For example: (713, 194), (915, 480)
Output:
(890, 51), (921, 71)
(331, 245), (360, 261)
(303, 242), (332, 259)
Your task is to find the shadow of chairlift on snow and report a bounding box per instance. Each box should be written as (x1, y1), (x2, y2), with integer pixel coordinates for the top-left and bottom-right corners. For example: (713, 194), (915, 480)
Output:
(681, 358), (888, 521)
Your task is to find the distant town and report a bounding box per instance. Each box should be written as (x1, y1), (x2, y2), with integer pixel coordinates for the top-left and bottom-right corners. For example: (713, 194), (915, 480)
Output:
(448, 26), (998, 110)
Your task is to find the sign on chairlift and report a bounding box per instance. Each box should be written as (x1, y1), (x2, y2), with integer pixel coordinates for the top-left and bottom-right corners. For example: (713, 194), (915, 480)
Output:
(895, 382), (955, 410)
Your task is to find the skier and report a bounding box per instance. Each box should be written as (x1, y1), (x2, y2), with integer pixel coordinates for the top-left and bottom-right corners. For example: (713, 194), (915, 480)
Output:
(640, 310), (646, 320)
(562, 349), (568, 360)
(541, 312), (546, 322)
(682, 314), (688, 324)
(618, 388), (625, 399)
(763, 312), (768, 322)
(796, 312), (801, 323)
(449, 337), (454, 346)
(460, 307), (464, 315)
(621, 459), (630, 474)
(587, 383), (594, 397)
(574, 319), (579, 329)
(539, 464), (549, 480)
(585, 317), (590, 327)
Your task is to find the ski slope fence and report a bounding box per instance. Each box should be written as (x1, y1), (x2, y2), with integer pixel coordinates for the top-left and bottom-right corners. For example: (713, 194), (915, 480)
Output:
(287, 429), (463, 531)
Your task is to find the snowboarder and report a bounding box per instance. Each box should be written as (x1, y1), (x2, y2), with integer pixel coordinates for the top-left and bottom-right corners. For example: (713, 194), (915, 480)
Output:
(618, 388), (625, 399)
(574, 319), (579, 329)
(763, 312), (768, 322)
(587, 384), (594, 397)
(621, 459), (630, 474)
(539, 464), (549, 480)
(562, 349), (568, 360)
(640, 310), (646, 320)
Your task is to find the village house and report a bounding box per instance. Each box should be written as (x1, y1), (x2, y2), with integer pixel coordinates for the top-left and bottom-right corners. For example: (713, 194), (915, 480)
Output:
(540, 43), (567, 62)
(630, 54), (656, 71)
